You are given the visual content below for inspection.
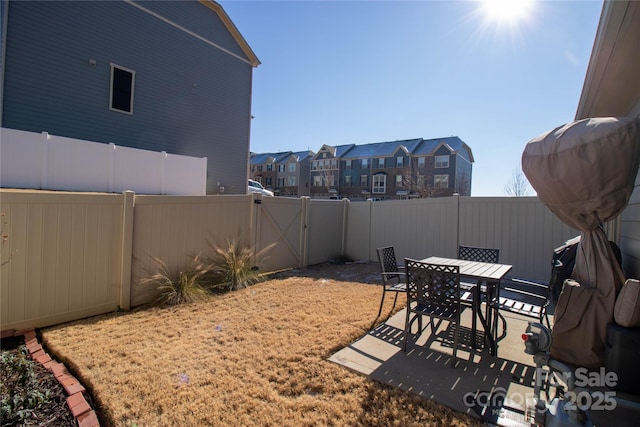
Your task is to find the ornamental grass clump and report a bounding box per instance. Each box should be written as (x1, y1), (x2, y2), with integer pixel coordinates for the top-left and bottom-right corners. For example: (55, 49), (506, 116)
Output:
(202, 237), (276, 291)
(140, 257), (211, 306)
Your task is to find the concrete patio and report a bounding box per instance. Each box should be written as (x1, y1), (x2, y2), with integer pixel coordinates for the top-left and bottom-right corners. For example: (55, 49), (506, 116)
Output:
(330, 307), (542, 426)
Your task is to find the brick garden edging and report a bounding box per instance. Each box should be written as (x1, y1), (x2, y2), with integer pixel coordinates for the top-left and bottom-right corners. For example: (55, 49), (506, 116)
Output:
(1, 328), (100, 427)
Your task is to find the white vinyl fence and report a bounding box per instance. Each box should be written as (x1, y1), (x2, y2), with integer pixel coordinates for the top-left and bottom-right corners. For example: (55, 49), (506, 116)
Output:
(0, 127), (207, 195)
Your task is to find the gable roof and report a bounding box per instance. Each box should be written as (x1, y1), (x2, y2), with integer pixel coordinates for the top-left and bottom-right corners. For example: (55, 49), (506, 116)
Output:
(340, 138), (423, 159)
(200, 1), (260, 67)
(413, 137), (474, 163)
(313, 144), (351, 159)
(290, 150), (315, 162)
(250, 151), (291, 165)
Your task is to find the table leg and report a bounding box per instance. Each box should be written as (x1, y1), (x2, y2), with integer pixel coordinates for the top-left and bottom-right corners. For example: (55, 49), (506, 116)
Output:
(474, 285), (497, 356)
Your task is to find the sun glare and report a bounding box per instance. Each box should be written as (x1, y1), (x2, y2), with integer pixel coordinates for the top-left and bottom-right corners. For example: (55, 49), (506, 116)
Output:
(482, 0), (533, 24)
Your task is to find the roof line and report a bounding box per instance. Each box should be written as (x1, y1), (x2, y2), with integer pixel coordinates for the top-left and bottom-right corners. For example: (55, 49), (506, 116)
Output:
(200, 1), (261, 67)
(122, 0), (260, 67)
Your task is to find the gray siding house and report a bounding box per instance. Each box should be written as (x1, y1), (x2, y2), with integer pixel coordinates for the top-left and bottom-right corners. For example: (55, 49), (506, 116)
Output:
(0, 0), (259, 194)
(278, 151), (313, 197)
(249, 150), (314, 197)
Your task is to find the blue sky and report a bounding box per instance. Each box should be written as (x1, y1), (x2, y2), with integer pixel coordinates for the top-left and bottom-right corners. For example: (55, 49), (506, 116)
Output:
(221, 0), (603, 196)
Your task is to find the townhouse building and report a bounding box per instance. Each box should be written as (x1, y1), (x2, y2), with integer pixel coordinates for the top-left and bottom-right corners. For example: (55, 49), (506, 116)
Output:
(249, 150), (314, 196)
(311, 137), (473, 199)
(252, 137), (472, 199)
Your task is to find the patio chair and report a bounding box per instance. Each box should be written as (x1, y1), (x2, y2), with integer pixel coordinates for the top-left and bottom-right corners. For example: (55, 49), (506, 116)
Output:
(403, 258), (462, 367)
(497, 278), (552, 328)
(458, 245), (552, 329)
(375, 246), (407, 318)
(458, 245), (504, 340)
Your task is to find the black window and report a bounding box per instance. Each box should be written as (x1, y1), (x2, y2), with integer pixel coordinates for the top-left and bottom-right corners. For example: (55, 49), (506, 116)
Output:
(110, 64), (135, 114)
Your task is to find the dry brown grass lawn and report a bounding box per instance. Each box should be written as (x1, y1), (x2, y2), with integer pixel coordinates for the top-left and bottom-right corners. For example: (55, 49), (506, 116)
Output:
(41, 262), (483, 427)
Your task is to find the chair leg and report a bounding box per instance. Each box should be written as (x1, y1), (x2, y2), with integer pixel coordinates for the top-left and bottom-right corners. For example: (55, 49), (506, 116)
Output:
(391, 291), (399, 311)
(377, 288), (386, 318)
(451, 317), (460, 368)
(471, 305), (477, 349)
(403, 310), (412, 352)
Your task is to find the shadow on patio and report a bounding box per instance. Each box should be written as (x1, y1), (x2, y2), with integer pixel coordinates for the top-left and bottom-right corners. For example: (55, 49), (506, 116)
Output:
(330, 307), (540, 426)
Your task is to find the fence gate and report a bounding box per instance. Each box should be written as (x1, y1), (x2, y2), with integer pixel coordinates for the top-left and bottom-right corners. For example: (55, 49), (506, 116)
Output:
(254, 196), (307, 271)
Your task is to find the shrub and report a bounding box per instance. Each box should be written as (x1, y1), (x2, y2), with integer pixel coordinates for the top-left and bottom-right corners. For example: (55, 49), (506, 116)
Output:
(201, 237), (276, 291)
(0, 346), (51, 424)
(140, 257), (211, 306)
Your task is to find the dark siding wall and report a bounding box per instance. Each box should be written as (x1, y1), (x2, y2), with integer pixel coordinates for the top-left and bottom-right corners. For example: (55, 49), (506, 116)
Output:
(135, 0), (249, 60)
(3, 1), (253, 194)
(433, 145), (453, 189)
(455, 155), (472, 196)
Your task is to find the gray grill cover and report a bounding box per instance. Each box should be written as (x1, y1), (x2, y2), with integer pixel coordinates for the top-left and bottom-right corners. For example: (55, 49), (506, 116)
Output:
(522, 117), (640, 368)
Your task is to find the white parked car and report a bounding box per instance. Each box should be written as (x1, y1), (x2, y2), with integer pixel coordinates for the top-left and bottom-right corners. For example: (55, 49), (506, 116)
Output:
(248, 179), (274, 196)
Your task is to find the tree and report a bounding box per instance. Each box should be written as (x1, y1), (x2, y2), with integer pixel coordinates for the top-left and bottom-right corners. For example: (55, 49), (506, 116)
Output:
(504, 169), (531, 196)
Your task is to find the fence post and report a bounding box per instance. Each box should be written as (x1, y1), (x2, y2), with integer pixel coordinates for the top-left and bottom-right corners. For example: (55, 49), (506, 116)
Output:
(367, 198), (373, 261)
(119, 191), (135, 310)
(108, 143), (116, 193)
(160, 151), (167, 195)
(341, 198), (349, 256)
(300, 196), (310, 267)
(453, 193), (460, 257)
(41, 132), (49, 190)
(201, 157), (208, 196)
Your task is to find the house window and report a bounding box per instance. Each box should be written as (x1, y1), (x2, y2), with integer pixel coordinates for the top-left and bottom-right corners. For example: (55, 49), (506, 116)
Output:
(288, 163), (296, 173)
(418, 157), (425, 168)
(360, 175), (368, 187)
(257, 166), (262, 172)
(265, 177), (272, 187)
(435, 155), (450, 168)
(344, 175), (351, 186)
(396, 157), (403, 168)
(266, 164), (273, 171)
(277, 177), (285, 187)
(278, 164), (285, 172)
(109, 64), (135, 114)
(361, 158), (369, 169)
(330, 159), (337, 169)
(395, 175), (402, 187)
(377, 158), (385, 168)
(327, 174), (335, 187)
(345, 160), (352, 170)
(373, 175), (386, 193)
(434, 174), (449, 189)
(417, 175), (426, 188)
(287, 176), (296, 186)
(314, 175), (323, 187)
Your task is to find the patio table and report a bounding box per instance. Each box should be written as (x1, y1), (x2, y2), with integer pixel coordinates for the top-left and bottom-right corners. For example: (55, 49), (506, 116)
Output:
(420, 256), (513, 356)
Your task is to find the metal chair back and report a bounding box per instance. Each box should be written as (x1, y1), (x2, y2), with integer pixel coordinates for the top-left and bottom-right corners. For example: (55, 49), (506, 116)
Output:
(404, 258), (462, 366)
(458, 246), (500, 264)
